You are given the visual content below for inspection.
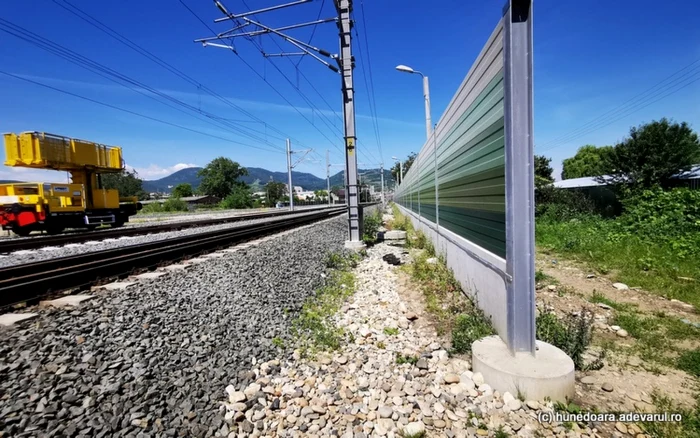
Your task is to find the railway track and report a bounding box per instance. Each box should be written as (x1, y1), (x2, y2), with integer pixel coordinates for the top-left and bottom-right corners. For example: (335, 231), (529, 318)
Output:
(0, 207), (346, 309)
(0, 205), (336, 253)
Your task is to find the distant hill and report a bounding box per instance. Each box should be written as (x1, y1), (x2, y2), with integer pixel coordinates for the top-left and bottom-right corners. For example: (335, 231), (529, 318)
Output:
(329, 168), (394, 190)
(142, 166), (330, 193)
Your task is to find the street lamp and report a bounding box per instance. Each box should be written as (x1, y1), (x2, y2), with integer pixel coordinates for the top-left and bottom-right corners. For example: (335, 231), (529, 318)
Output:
(391, 156), (403, 185)
(395, 64), (432, 141)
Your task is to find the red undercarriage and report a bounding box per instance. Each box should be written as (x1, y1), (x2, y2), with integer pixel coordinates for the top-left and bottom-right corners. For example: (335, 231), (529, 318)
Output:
(0, 210), (44, 229)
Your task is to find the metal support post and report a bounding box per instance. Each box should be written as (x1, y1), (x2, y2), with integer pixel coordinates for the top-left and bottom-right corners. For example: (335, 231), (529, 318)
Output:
(338, 0), (362, 246)
(504, 0), (535, 355)
(286, 138), (294, 212)
(380, 163), (385, 206)
(326, 150), (331, 206)
(423, 76), (432, 141)
(434, 123), (439, 228)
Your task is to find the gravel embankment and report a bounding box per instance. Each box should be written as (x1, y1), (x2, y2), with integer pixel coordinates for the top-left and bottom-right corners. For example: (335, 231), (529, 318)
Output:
(0, 215), (349, 437)
(0, 210), (338, 268)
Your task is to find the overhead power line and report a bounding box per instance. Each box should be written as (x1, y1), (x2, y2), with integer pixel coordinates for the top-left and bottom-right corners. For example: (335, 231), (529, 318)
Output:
(0, 70), (284, 153)
(51, 0), (302, 148)
(537, 58), (700, 152)
(0, 17), (287, 152)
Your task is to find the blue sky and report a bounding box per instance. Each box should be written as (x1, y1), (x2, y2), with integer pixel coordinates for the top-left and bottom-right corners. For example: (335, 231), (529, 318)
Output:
(1, 0), (699, 183)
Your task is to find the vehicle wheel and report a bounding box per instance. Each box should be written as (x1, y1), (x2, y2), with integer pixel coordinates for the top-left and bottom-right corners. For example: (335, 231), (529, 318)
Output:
(12, 226), (32, 237)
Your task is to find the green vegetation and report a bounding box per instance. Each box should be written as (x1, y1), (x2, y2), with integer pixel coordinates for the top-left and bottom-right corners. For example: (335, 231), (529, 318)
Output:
(391, 205), (494, 350)
(610, 309), (699, 369)
(536, 311), (603, 371)
(678, 349), (700, 378)
(220, 185), (254, 209)
(362, 208), (383, 244)
(537, 188), (700, 307)
(494, 426), (509, 438)
(290, 251), (360, 357)
(101, 168), (148, 200)
(561, 144), (614, 180)
(588, 291), (635, 312)
(641, 391), (700, 438)
(535, 269), (557, 285)
(171, 183), (193, 198)
(383, 327), (399, 336)
(395, 352), (419, 366)
(139, 197), (189, 213)
(197, 156), (249, 199)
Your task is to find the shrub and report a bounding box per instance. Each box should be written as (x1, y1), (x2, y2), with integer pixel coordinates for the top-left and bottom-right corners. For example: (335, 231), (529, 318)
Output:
(162, 198), (189, 212)
(535, 185), (596, 221)
(140, 202), (163, 214)
(620, 188), (700, 238)
(220, 187), (254, 209)
(362, 209), (382, 243)
(677, 349), (700, 378)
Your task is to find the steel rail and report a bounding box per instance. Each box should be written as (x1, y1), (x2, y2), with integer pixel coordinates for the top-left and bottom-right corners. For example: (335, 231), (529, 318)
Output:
(0, 208), (346, 308)
(0, 206), (336, 253)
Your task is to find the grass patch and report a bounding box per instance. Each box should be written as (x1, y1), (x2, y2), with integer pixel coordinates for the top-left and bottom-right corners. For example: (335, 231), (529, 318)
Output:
(677, 349), (700, 378)
(536, 216), (700, 307)
(611, 309), (699, 369)
(362, 208), (383, 244)
(640, 391), (700, 438)
(290, 251), (360, 357)
(536, 311), (603, 371)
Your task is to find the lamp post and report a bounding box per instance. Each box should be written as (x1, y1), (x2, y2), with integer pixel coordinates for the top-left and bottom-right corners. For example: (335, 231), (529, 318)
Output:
(391, 156), (403, 185)
(395, 64), (432, 141)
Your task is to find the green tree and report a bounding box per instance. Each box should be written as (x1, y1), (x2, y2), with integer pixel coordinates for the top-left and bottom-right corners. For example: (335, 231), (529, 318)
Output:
(171, 183), (193, 198)
(534, 155), (554, 188)
(265, 181), (287, 205)
(561, 145), (614, 180)
(197, 157), (248, 198)
(314, 189), (328, 201)
(600, 118), (700, 190)
(220, 185), (254, 209)
(101, 169), (148, 200)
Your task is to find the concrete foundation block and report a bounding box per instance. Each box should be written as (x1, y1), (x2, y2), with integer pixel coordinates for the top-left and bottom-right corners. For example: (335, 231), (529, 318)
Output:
(344, 240), (367, 251)
(41, 295), (96, 308)
(472, 335), (574, 402)
(384, 230), (407, 240)
(0, 313), (38, 326)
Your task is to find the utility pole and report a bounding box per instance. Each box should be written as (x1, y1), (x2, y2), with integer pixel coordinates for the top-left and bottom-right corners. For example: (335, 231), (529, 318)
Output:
(194, 0), (363, 247)
(286, 138), (294, 212)
(326, 149), (331, 206)
(337, 0), (362, 247)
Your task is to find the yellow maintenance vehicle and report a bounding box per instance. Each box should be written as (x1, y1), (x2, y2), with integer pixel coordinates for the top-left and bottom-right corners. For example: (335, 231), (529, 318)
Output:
(0, 132), (142, 236)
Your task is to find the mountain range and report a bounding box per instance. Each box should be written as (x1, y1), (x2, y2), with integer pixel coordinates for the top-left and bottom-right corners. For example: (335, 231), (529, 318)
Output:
(141, 167), (395, 193)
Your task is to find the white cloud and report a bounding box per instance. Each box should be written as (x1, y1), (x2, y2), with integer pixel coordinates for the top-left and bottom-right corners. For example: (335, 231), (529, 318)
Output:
(126, 163), (198, 180)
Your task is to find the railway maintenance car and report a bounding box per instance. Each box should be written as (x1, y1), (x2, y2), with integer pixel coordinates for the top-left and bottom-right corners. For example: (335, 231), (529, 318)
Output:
(0, 131), (142, 236)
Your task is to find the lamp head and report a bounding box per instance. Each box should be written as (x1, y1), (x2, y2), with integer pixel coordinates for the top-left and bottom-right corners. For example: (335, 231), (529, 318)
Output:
(395, 65), (415, 74)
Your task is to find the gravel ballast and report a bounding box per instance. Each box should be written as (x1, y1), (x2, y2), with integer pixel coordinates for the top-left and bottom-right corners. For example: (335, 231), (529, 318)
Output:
(0, 209), (338, 268)
(0, 215), (349, 437)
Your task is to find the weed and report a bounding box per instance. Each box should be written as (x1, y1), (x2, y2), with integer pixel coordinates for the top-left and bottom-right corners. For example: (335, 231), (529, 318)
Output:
(516, 387), (526, 402)
(400, 430), (425, 438)
(362, 209), (383, 244)
(272, 337), (284, 348)
(383, 327), (399, 336)
(535, 270), (557, 284)
(536, 310), (602, 370)
(494, 425), (509, 438)
(376, 341), (386, 349)
(395, 353), (419, 366)
(451, 310), (495, 354)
